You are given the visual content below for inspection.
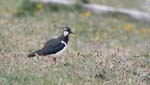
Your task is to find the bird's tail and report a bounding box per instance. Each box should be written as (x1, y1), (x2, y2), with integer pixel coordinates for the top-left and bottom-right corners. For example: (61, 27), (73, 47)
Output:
(28, 50), (41, 57)
(28, 52), (36, 57)
(28, 49), (43, 57)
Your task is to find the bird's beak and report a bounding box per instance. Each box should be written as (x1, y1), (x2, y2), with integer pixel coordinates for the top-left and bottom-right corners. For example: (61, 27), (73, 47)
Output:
(70, 31), (74, 34)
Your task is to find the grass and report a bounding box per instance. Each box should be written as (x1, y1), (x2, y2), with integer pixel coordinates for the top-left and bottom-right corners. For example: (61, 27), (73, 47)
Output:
(0, 0), (150, 85)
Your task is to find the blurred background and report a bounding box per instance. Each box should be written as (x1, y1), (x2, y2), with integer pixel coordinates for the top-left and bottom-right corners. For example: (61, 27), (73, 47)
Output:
(0, 0), (150, 85)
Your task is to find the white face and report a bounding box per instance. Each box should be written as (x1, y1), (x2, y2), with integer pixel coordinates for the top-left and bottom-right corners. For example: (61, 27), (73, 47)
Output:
(63, 30), (69, 36)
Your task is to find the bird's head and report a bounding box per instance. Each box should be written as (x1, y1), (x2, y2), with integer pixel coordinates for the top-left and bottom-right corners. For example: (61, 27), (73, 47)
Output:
(59, 26), (74, 36)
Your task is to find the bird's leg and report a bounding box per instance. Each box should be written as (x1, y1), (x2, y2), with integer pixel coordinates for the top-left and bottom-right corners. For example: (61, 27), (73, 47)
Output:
(53, 57), (57, 65)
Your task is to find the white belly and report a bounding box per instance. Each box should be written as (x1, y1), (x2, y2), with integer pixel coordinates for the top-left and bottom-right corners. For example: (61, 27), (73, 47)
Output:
(52, 40), (67, 57)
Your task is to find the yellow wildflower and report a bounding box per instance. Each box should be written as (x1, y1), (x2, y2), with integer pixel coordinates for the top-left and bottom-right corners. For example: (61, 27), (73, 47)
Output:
(13, 8), (19, 14)
(37, 3), (43, 10)
(123, 23), (134, 32)
(84, 11), (91, 17)
(2, 8), (8, 15)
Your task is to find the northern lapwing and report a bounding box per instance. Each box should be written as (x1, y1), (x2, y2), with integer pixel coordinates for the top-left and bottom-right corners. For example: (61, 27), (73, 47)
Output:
(28, 27), (74, 64)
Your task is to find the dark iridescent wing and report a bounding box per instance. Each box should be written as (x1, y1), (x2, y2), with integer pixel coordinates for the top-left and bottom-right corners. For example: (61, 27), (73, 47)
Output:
(37, 42), (65, 55)
(28, 37), (64, 57)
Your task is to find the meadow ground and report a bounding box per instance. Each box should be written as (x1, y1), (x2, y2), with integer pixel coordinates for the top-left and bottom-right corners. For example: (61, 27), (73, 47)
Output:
(0, 0), (150, 85)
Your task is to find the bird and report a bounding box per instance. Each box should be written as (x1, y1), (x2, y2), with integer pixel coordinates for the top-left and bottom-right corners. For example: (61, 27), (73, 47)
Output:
(28, 26), (74, 64)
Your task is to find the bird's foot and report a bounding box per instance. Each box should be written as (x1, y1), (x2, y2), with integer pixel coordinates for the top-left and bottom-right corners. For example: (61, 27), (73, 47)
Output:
(52, 57), (57, 65)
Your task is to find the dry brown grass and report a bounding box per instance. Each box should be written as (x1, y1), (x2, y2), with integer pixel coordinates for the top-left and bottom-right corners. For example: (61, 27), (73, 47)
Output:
(0, 0), (150, 85)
